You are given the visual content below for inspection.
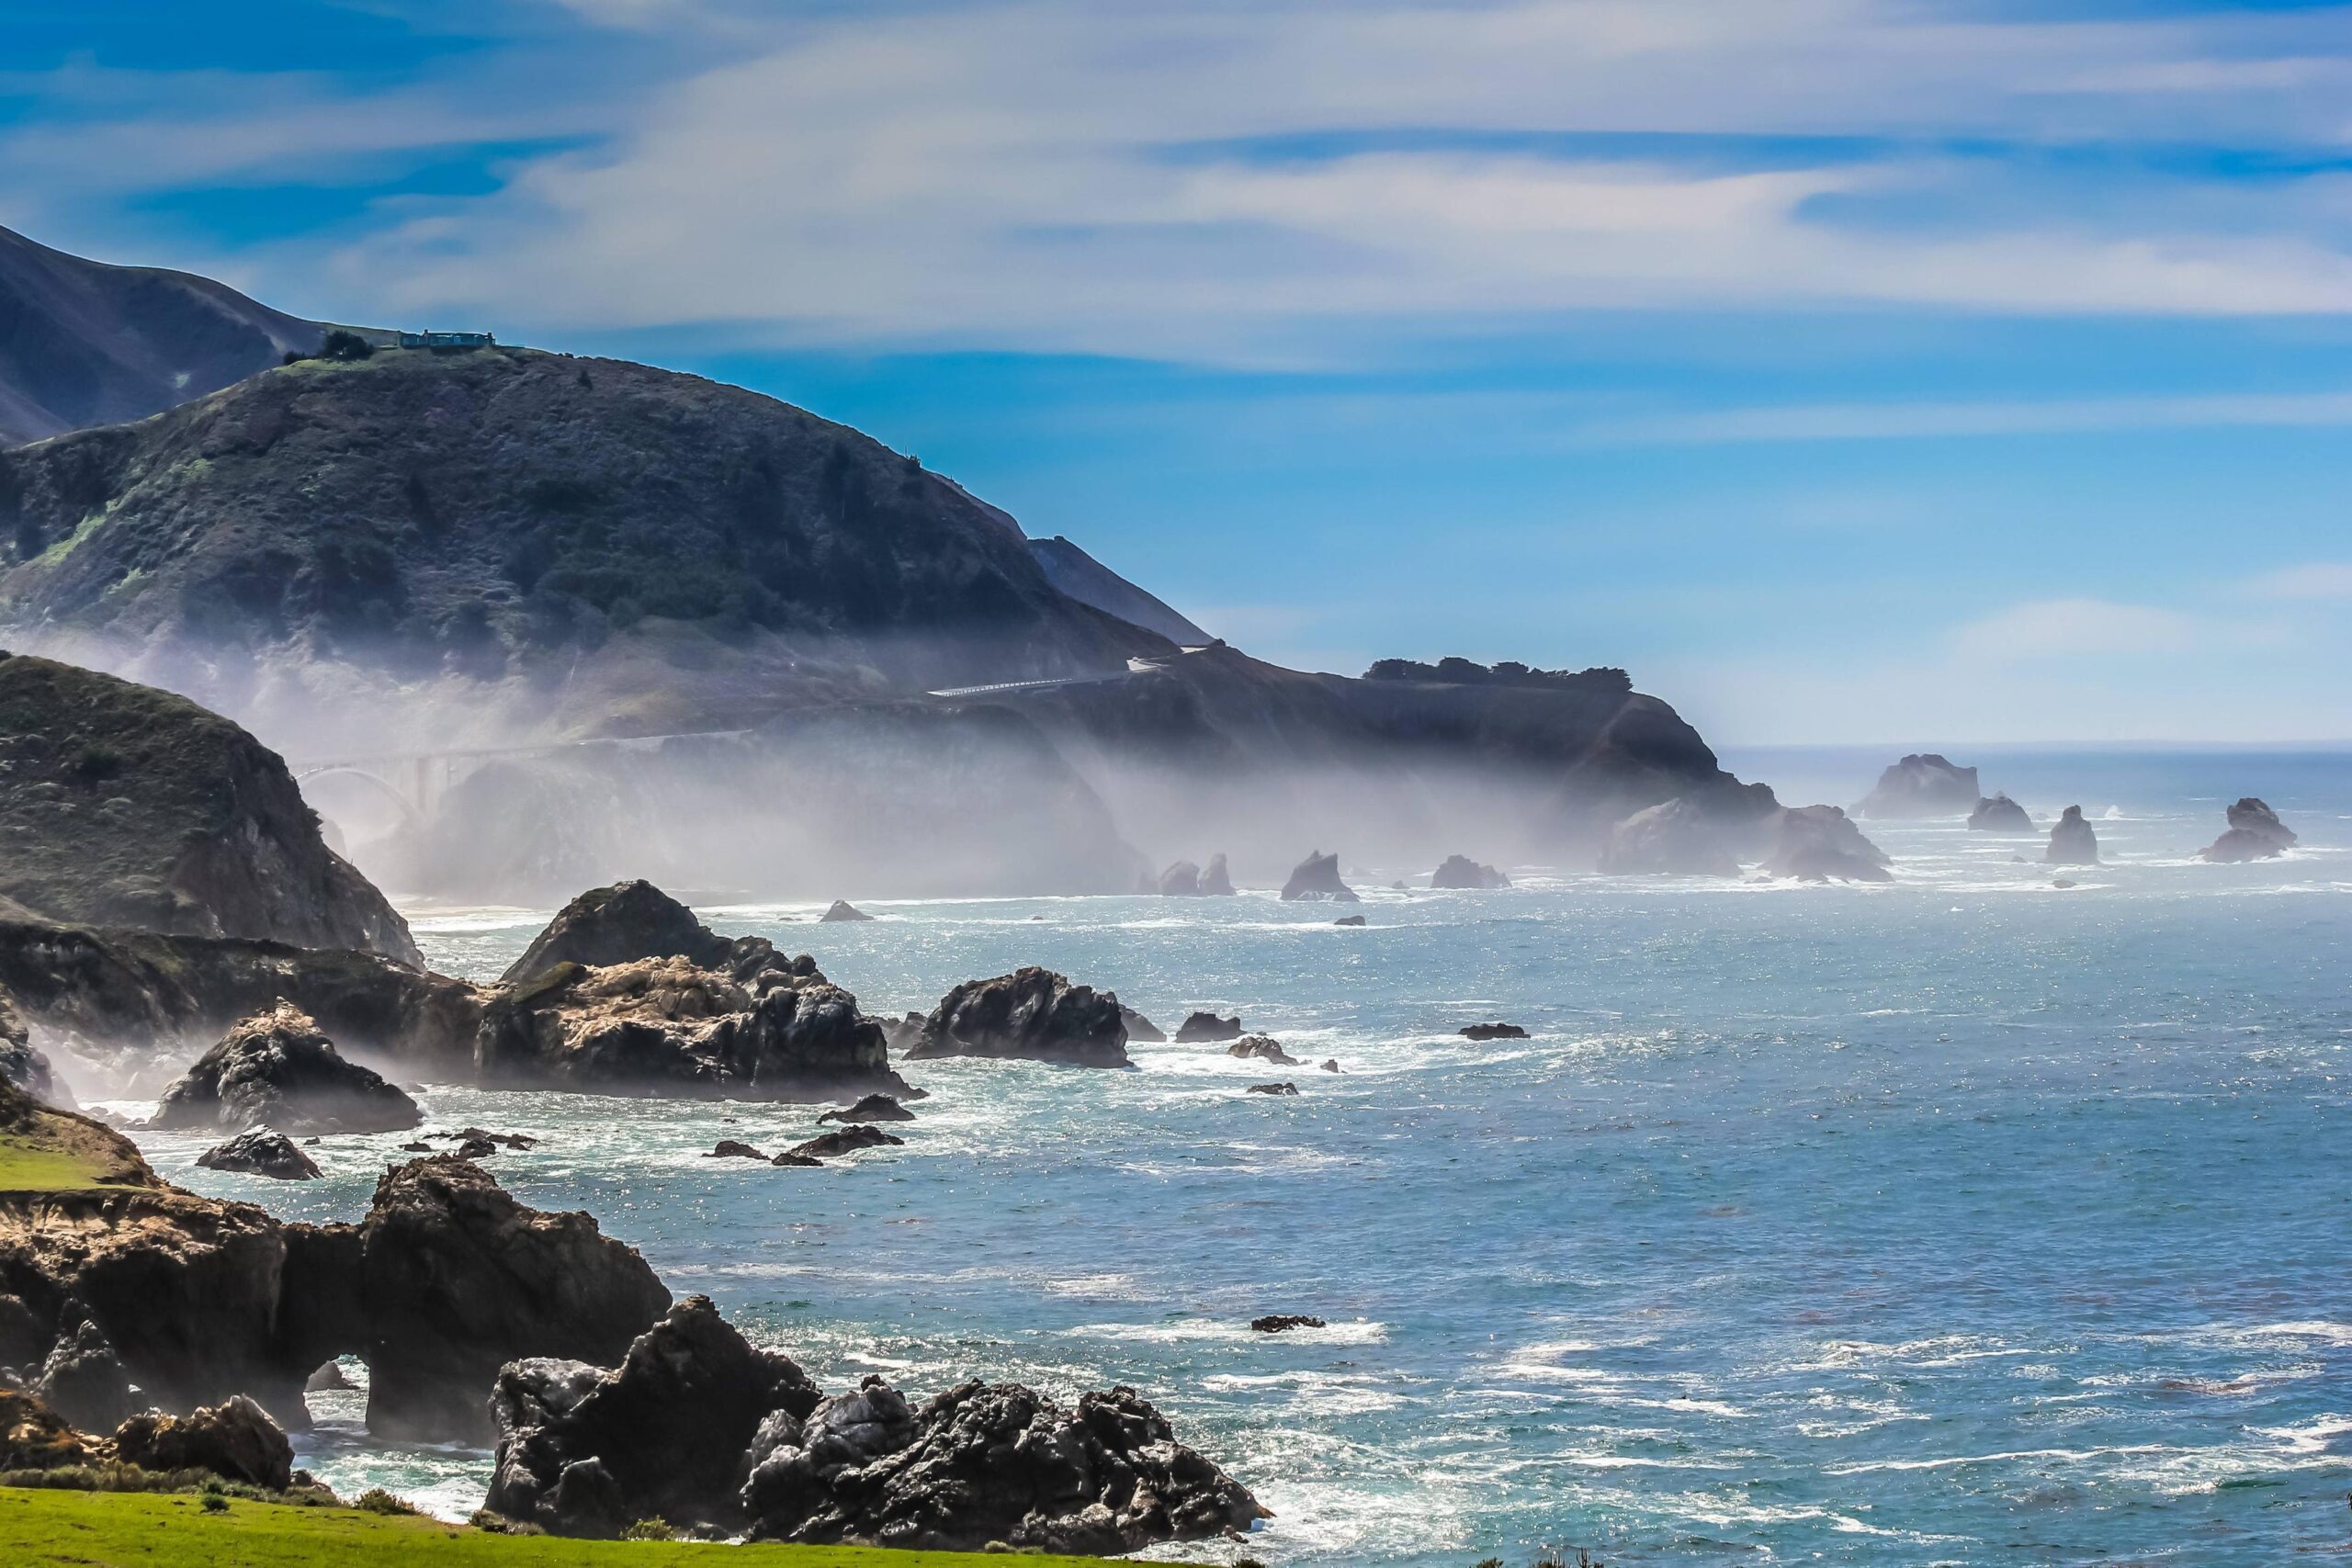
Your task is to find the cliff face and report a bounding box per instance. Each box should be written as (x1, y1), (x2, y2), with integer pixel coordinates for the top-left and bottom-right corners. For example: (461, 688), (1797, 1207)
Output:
(0, 225), (330, 447)
(0, 653), (419, 964)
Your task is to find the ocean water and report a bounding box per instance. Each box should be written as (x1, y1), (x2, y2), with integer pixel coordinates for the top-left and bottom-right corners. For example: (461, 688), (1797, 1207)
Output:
(121, 751), (2352, 1565)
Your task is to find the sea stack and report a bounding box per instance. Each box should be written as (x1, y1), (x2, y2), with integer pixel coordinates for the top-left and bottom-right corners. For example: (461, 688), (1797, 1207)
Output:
(1967, 795), (2033, 833)
(1857, 753), (1980, 818)
(2045, 806), (2099, 865)
(2199, 798), (2298, 863)
(1760, 806), (1892, 882)
(1201, 853), (1236, 895)
(1430, 855), (1510, 889)
(1280, 851), (1359, 903)
(1598, 798), (1739, 876)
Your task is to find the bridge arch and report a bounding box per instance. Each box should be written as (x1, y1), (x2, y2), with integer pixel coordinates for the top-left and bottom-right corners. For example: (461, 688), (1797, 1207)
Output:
(294, 764), (424, 827)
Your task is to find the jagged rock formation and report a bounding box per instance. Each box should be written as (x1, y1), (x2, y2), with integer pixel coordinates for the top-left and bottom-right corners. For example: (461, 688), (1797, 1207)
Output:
(1430, 855), (1510, 889)
(1245, 1082), (1298, 1096)
(1200, 853), (1235, 896)
(1461, 1022), (1529, 1041)
(1857, 753), (1980, 818)
(0, 654), (418, 963)
(195, 1130), (322, 1181)
(146, 1003), (422, 1135)
(501, 881), (768, 983)
(1174, 1012), (1242, 1043)
(1761, 806), (1893, 883)
(477, 955), (910, 1101)
(906, 968), (1131, 1067)
(1280, 851), (1358, 903)
(1597, 797), (1739, 876)
(2201, 797), (2298, 863)
(111, 1394), (292, 1489)
(0, 223), (334, 447)
(1967, 795), (2033, 833)
(2046, 806), (2099, 865)
(817, 1094), (914, 1124)
(485, 1294), (1264, 1551)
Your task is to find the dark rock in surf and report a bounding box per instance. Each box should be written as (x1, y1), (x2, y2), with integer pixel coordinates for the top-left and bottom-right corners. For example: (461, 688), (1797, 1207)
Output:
(144, 1003), (422, 1136)
(1227, 1036), (1301, 1066)
(1598, 797), (1739, 877)
(430, 1126), (538, 1150)
(1761, 806), (1892, 883)
(907, 968), (1130, 1068)
(112, 1394), (292, 1490)
(783, 1126), (904, 1162)
(195, 1129), (322, 1180)
(1460, 1022), (1528, 1041)
(1250, 1314), (1325, 1333)
(1857, 753), (1979, 818)
(705, 1140), (767, 1160)
(820, 901), (874, 924)
(1200, 853), (1235, 896)
(1245, 1082), (1298, 1096)
(2200, 797), (2298, 863)
(1334, 914), (1365, 926)
(1967, 794), (2033, 833)
(1317, 1058), (1340, 1073)
(1279, 851), (1358, 903)
(2046, 806), (2100, 865)
(1174, 1011), (1242, 1043)
(1430, 854), (1509, 889)
(817, 1093), (915, 1124)
(1119, 1006), (1165, 1043)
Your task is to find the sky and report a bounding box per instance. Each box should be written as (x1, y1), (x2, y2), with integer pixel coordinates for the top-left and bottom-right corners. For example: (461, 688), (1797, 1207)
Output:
(6, 0), (2351, 745)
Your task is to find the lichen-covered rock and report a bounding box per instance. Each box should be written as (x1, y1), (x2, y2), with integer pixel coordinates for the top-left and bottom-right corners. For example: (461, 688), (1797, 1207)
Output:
(1173, 1011), (1242, 1043)
(1597, 798), (1738, 877)
(2046, 806), (2100, 865)
(502, 881), (782, 984)
(2201, 797), (2297, 863)
(1760, 806), (1892, 883)
(1430, 854), (1509, 889)
(1967, 795), (2033, 834)
(1856, 753), (1979, 818)
(145, 1003), (421, 1135)
(907, 968), (1130, 1067)
(1279, 851), (1358, 903)
(195, 1129), (322, 1180)
(111, 1393), (292, 1488)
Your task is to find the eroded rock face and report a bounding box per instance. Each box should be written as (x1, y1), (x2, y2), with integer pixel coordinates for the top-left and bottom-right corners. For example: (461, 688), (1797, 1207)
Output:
(1597, 798), (1738, 877)
(1200, 854), (1235, 896)
(502, 881), (771, 984)
(1761, 806), (1893, 883)
(2201, 797), (2297, 863)
(112, 1393), (291, 1488)
(1280, 851), (1358, 903)
(1857, 753), (1979, 818)
(356, 1156), (673, 1443)
(486, 1295), (821, 1538)
(35, 1320), (140, 1431)
(1968, 795), (2034, 834)
(0, 1387), (107, 1470)
(146, 1004), (422, 1135)
(1430, 855), (1510, 889)
(476, 957), (910, 1101)
(907, 968), (1130, 1067)
(2047, 806), (2100, 865)
(195, 1130), (322, 1180)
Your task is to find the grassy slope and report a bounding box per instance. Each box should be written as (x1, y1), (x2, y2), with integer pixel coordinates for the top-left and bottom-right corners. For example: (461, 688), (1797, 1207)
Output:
(0, 1490), (1118, 1568)
(0, 1136), (115, 1193)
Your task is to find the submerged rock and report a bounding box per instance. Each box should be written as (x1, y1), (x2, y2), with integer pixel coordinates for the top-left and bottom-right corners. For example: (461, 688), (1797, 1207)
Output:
(1279, 851), (1358, 903)
(2201, 797), (2298, 863)
(817, 1093), (915, 1124)
(1760, 806), (1892, 883)
(195, 1129), (322, 1180)
(906, 968), (1130, 1067)
(1598, 797), (1738, 877)
(1430, 854), (1510, 889)
(1250, 1314), (1325, 1333)
(1227, 1036), (1301, 1066)
(1174, 1011), (1243, 1043)
(145, 1003), (421, 1136)
(1200, 853), (1235, 896)
(1334, 914), (1366, 927)
(1967, 794), (2034, 834)
(2046, 806), (2100, 865)
(1245, 1082), (1299, 1096)
(1460, 1022), (1528, 1041)
(705, 1140), (767, 1160)
(112, 1394), (292, 1489)
(820, 901), (875, 924)
(782, 1126), (905, 1162)
(1857, 753), (1979, 818)
(1317, 1058), (1340, 1073)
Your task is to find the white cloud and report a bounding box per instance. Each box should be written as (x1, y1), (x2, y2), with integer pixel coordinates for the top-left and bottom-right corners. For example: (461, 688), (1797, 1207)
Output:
(1951, 598), (2201, 662)
(2239, 561), (2352, 600)
(1577, 389), (2352, 445)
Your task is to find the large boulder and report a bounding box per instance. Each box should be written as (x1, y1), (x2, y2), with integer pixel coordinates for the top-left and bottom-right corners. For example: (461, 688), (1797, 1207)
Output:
(0, 652), (421, 964)
(1279, 851), (1358, 903)
(906, 969), (1131, 1067)
(1856, 753), (1979, 818)
(111, 1393), (292, 1488)
(144, 1003), (422, 1135)
(2046, 806), (2100, 865)
(502, 881), (778, 984)
(195, 1130), (322, 1180)
(33, 1319), (141, 1431)
(747, 1378), (1270, 1553)
(1174, 1011), (1242, 1043)
(2201, 797), (2298, 863)
(1430, 854), (1510, 889)
(1760, 806), (1892, 883)
(0, 1387), (107, 1471)
(1967, 795), (2033, 833)
(1200, 853), (1235, 896)
(486, 1295), (821, 1537)
(475, 956), (910, 1100)
(356, 1156), (673, 1442)
(1597, 798), (1738, 877)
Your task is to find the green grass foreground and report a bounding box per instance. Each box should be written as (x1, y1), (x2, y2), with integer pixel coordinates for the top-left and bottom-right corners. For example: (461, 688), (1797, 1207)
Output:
(0, 1135), (115, 1193)
(0, 1488), (1125, 1568)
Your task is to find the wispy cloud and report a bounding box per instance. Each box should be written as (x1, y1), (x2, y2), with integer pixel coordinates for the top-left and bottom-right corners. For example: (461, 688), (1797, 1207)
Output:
(2238, 560), (2352, 601)
(1577, 389), (2352, 445)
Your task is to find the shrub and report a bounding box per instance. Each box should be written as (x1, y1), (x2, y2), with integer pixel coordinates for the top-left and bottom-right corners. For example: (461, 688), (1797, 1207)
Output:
(320, 331), (375, 362)
(69, 744), (125, 784)
(353, 1487), (422, 1516)
(469, 1508), (545, 1535)
(621, 1517), (678, 1541)
(200, 1492), (230, 1513)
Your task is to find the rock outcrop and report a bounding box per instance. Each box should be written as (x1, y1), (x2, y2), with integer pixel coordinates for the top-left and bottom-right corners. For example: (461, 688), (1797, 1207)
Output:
(0, 653), (420, 964)
(0, 987), (59, 1103)
(1597, 797), (1738, 876)
(501, 881), (774, 984)
(1430, 855), (1510, 889)
(0, 1387), (107, 1470)
(1967, 795), (2033, 833)
(1227, 1036), (1301, 1066)
(1856, 753), (1979, 818)
(1760, 806), (1893, 883)
(1250, 1314), (1325, 1333)
(817, 1094), (915, 1124)
(1200, 854), (1235, 896)
(1246, 1082), (1298, 1096)
(820, 901), (875, 924)
(475, 956), (910, 1101)
(1279, 851), (1359, 903)
(1460, 1022), (1529, 1041)
(783, 1126), (904, 1162)
(1118, 1006), (1165, 1043)
(906, 969), (1131, 1067)
(2201, 797), (2298, 863)
(1174, 1012), (1242, 1043)
(145, 1004), (422, 1135)
(1157, 861), (1204, 897)
(2046, 806), (2100, 865)
(195, 1130), (322, 1181)
(111, 1394), (292, 1489)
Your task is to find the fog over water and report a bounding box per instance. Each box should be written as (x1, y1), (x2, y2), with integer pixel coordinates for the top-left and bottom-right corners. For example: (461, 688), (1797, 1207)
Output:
(113, 748), (2352, 1565)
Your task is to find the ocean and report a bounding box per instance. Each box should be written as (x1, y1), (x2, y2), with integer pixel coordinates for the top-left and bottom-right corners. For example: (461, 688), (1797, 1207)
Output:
(119, 748), (2352, 1566)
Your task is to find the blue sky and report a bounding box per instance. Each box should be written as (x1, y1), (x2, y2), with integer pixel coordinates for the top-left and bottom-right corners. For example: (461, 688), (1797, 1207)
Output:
(7, 0), (2352, 744)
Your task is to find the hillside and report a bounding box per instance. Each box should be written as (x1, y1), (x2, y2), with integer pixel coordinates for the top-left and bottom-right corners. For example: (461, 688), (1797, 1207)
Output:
(0, 226), (332, 447)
